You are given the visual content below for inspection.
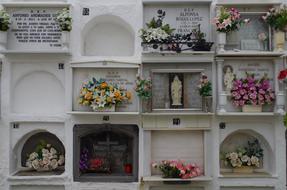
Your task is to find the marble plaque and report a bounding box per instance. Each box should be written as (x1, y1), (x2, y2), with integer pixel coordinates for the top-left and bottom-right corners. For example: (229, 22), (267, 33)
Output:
(6, 7), (63, 51)
(223, 60), (273, 83)
(73, 68), (138, 112)
(144, 4), (210, 40)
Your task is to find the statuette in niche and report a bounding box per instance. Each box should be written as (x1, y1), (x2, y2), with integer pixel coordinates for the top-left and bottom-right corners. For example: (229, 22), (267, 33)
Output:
(223, 65), (235, 94)
(171, 75), (182, 106)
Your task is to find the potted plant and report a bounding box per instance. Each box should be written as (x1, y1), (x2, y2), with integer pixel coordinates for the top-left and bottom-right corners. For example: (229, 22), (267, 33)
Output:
(222, 139), (263, 173)
(231, 73), (275, 112)
(25, 141), (65, 172)
(262, 6), (287, 51)
(0, 8), (10, 51)
(56, 8), (72, 50)
(135, 75), (152, 112)
(198, 73), (212, 112)
(213, 7), (249, 52)
(191, 27), (213, 51)
(152, 160), (201, 184)
(78, 78), (132, 112)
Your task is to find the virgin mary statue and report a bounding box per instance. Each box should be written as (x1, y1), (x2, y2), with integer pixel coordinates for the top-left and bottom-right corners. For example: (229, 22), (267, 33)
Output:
(171, 75), (182, 106)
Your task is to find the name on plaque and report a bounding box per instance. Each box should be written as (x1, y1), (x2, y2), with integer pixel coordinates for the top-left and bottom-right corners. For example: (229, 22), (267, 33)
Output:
(7, 7), (62, 50)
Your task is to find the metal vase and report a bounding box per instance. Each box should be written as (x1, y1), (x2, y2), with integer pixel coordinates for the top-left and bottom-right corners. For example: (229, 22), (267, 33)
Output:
(202, 96), (212, 112)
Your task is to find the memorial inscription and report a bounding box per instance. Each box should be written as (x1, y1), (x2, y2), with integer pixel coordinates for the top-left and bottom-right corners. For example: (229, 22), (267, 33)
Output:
(7, 7), (62, 50)
(144, 5), (210, 40)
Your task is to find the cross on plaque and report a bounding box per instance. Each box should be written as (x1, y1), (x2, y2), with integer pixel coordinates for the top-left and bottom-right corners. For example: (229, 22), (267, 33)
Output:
(97, 133), (119, 160)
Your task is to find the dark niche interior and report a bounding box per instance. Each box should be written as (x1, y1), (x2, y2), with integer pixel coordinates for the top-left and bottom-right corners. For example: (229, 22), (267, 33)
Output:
(73, 124), (139, 182)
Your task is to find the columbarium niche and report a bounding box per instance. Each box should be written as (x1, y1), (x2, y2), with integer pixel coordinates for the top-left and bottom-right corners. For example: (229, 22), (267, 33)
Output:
(220, 129), (274, 176)
(82, 15), (135, 56)
(73, 124), (139, 182)
(14, 131), (65, 176)
(151, 131), (204, 176)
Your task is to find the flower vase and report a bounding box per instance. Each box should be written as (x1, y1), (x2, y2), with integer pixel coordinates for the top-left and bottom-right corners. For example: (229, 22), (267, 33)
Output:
(242, 105), (262, 113)
(274, 31), (285, 52)
(217, 32), (226, 52)
(233, 166), (254, 174)
(94, 105), (115, 112)
(202, 96), (212, 112)
(0, 31), (7, 51)
(142, 99), (152, 113)
(61, 31), (70, 51)
(36, 167), (51, 172)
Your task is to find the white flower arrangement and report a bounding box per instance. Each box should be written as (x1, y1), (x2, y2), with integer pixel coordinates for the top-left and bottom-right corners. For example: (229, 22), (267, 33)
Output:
(26, 143), (65, 171)
(222, 140), (263, 169)
(56, 8), (72, 32)
(140, 27), (169, 43)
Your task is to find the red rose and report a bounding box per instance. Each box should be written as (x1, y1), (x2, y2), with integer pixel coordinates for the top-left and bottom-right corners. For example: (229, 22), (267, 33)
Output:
(278, 69), (287, 80)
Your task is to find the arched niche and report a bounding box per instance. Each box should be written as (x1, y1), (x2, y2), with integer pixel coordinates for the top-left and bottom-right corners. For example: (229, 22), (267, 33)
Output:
(12, 71), (65, 115)
(220, 129), (274, 174)
(12, 130), (65, 175)
(82, 15), (135, 56)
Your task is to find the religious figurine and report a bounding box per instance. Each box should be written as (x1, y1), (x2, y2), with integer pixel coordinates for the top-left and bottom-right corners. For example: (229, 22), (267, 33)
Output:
(171, 75), (182, 106)
(223, 65), (235, 94)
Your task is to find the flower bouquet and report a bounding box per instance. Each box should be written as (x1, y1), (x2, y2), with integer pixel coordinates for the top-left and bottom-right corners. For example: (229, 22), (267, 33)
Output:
(0, 9), (10, 51)
(152, 160), (201, 180)
(231, 73), (275, 112)
(56, 8), (72, 32)
(79, 148), (111, 173)
(262, 6), (287, 51)
(135, 75), (152, 100)
(78, 78), (132, 112)
(223, 139), (263, 173)
(278, 69), (287, 83)
(213, 7), (249, 52)
(213, 7), (249, 33)
(140, 10), (174, 47)
(198, 73), (212, 112)
(26, 142), (65, 172)
(0, 9), (10, 31)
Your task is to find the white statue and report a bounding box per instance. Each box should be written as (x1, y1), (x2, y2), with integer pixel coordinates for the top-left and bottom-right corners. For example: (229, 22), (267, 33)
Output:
(223, 66), (235, 94)
(171, 75), (182, 106)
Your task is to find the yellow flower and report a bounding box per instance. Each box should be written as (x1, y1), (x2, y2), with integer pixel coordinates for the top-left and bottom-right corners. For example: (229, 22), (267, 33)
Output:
(107, 97), (112, 103)
(101, 82), (108, 89)
(109, 86), (114, 91)
(84, 92), (93, 100)
(126, 91), (132, 100)
(114, 91), (120, 98)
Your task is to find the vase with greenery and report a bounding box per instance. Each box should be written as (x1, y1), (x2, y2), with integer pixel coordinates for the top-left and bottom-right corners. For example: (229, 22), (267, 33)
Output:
(213, 7), (249, 52)
(191, 26), (213, 51)
(135, 75), (152, 112)
(56, 8), (72, 50)
(262, 6), (287, 51)
(0, 9), (10, 51)
(198, 73), (212, 112)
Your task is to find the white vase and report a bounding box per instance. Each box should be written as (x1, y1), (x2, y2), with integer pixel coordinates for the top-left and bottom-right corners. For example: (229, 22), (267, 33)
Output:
(94, 105), (115, 112)
(274, 31), (285, 52)
(0, 31), (7, 51)
(217, 32), (226, 52)
(242, 105), (262, 113)
(61, 31), (69, 51)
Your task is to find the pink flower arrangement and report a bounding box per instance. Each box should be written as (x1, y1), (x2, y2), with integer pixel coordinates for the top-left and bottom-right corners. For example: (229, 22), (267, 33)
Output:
(213, 7), (249, 33)
(231, 73), (275, 107)
(152, 160), (202, 179)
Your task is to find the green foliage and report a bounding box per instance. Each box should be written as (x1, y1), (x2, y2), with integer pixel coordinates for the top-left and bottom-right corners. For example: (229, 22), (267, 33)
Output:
(35, 140), (47, 159)
(199, 81), (212, 97)
(135, 77), (152, 100)
(0, 9), (10, 31)
(264, 6), (287, 31)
